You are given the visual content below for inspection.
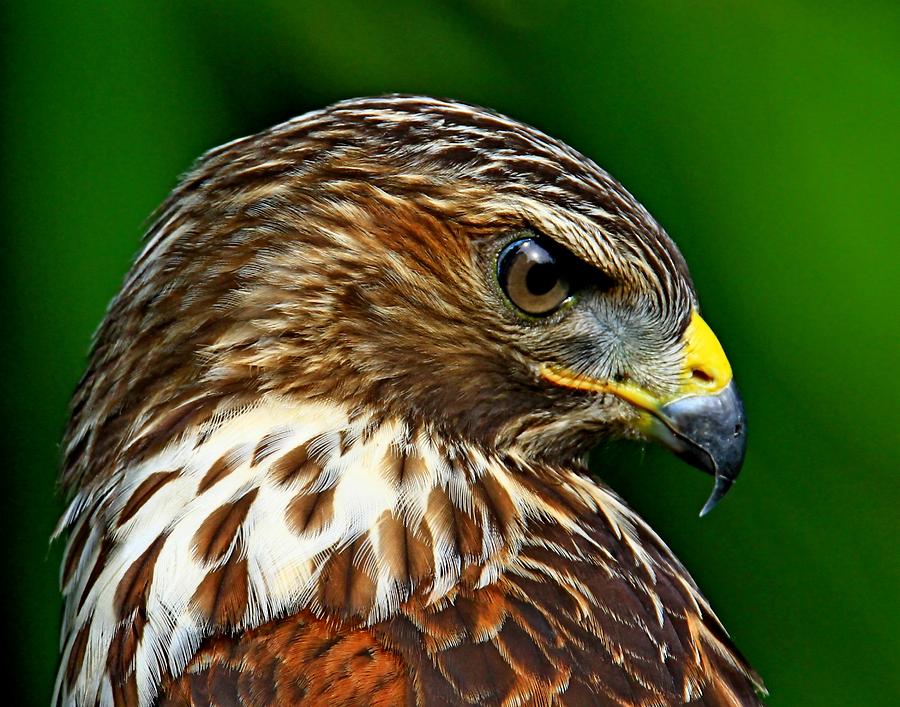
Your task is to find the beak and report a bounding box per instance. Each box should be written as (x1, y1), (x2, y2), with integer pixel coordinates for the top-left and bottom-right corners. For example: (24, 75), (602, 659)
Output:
(540, 310), (746, 516)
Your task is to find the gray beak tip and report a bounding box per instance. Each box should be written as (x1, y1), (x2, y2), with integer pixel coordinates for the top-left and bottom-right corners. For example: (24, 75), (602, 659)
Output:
(699, 475), (735, 517)
(652, 380), (747, 516)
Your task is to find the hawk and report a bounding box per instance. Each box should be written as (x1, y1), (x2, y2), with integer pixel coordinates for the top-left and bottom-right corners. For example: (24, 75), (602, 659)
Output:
(55, 96), (765, 706)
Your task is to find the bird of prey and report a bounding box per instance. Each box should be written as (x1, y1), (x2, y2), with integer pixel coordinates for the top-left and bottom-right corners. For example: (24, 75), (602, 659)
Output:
(55, 96), (765, 706)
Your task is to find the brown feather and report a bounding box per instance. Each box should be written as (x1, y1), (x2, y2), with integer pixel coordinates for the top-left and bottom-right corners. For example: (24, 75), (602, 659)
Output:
(117, 469), (180, 527)
(191, 554), (250, 627)
(268, 442), (318, 487)
(197, 448), (245, 494)
(286, 487), (336, 535)
(192, 489), (258, 564)
(160, 612), (412, 707)
(64, 622), (90, 688)
(113, 533), (168, 620)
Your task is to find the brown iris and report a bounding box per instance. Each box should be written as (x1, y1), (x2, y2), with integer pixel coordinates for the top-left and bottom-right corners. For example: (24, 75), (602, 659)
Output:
(498, 238), (572, 316)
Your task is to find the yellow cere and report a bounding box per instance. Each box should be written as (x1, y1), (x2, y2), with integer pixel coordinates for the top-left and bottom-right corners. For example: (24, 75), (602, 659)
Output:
(680, 310), (732, 397)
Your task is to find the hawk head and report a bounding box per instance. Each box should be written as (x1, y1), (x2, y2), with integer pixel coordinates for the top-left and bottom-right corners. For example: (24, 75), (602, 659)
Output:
(68, 95), (744, 510)
(57, 96), (758, 706)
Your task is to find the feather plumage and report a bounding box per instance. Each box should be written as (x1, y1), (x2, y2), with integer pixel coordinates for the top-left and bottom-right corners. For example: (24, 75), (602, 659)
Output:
(55, 96), (763, 706)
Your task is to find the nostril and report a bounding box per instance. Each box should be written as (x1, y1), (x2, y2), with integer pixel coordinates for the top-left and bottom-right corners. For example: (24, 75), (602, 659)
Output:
(691, 368), (714, 384)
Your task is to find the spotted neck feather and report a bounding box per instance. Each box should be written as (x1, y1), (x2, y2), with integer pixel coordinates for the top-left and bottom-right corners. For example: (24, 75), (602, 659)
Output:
(56, 394), (643, 706)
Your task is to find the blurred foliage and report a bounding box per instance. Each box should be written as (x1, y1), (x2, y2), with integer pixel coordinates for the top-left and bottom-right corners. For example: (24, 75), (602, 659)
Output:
(3, 1), (898, 705)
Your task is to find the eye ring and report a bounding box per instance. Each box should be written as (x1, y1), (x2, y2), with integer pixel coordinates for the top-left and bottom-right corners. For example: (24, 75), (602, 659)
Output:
(497, 238), (573, 316)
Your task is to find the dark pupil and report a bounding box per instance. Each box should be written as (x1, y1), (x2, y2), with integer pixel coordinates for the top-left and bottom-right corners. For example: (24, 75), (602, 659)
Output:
(525, 261), (559, 295)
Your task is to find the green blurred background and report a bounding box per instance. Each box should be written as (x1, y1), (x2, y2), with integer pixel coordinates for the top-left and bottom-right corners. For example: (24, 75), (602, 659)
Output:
(4, 1), (898, 705)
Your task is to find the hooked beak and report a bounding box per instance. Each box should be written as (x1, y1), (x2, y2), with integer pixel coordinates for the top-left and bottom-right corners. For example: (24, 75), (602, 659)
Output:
(540, 311), (746, 516)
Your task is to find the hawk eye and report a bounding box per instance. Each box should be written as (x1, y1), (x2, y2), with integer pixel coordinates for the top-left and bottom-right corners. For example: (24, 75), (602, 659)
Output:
(498, 238), (573, 316)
